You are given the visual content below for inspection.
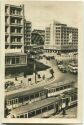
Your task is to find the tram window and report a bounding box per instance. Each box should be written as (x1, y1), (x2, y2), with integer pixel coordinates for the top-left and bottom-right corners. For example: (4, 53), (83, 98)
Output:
(54, 89), (56, 92)
(48, 90), (50, 93)
(24, 96), (29, 101)
(60, 87), (63, 90)
(40, 92), (45, 96)
(48, 104), (54, 110)
(68, 85), (71, 88)
(15, 98), (18, 103)
(64, 86), (67, 89)
(7, 100), (10, 105)
(30, 95), (34, 99)
(11, 100), (14, 104)
(28, 111), (35, 118)
(71, 96), (74, 101)
(35, 93), (39, 98)
(17, 116), (20, 118)
(20, 114), (24, 118)
(24, 113), (27, 118)
(19, 97), (23, 103)
(10, 100), (12, 105)
(36, 109), (41, 115)
(56, 88), (59, 91)
(42, 107), (47, 113)
(13, 99), (15, 104)
(73, 95), (77, 100)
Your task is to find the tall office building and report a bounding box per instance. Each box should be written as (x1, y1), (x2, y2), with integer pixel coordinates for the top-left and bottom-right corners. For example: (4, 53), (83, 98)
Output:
(5, 4), (27, 69)
(5, 4), (24, 52)
(44, 21), (78, 52)
(24, 19), (32, 52)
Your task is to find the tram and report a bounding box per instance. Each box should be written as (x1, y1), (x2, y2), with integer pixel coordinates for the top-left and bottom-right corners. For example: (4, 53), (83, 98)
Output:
(6, 88), (77, 118)
(5, 86), (47, 110)
(45, 80), (75, 97)
(5, 80), (75, 110)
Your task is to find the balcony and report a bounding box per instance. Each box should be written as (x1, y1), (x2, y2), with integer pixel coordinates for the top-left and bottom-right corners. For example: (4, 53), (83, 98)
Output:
(10, 42), (23, 45)
(10, 14), (23, 18)
(10, 33), (23, 37)
(10, 23), (23, 27)
(5, 42), (10, 45)
(5, 32), (9, 36)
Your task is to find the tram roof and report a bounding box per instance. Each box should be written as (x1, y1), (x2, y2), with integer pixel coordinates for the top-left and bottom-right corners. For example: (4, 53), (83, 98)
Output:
(5, 86), (46, 100)
(10, 96), (61, 116)
(62, 88), (77, 97)
(44, 80), (75, 89)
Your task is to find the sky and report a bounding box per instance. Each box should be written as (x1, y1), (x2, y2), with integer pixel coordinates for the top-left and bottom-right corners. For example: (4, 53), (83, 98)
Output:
(6, 1), (84, 30)
(23, 1), (83, 30)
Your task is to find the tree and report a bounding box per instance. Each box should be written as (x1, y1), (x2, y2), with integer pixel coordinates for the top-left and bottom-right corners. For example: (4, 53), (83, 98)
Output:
(50, 69), (54, 77)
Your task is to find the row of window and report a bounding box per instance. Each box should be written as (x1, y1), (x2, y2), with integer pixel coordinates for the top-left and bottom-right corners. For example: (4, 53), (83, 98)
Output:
(7, 98), (18, 105)
(6, 91), (46, 106)
(10, 9), (22, 16)
(17, 104), (54, 118)
(10, 18), (22, 24)
(48, 84), (72, 93)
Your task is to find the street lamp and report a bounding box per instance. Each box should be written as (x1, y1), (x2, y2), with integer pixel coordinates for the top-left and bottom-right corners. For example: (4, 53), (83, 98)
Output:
(33, 51), (37, 84)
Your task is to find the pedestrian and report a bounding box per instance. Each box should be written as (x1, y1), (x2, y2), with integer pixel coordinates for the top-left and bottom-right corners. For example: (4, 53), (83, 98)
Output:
(62, 108), (66, 116)
(15, 76), (18, 81)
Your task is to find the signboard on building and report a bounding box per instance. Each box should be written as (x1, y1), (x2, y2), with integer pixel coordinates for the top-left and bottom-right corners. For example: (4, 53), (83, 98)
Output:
(68, 33), (72, 43)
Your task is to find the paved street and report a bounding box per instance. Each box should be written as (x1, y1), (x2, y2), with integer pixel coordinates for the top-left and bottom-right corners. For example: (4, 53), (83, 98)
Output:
(5, 56), (77, 96)
(39, 57), (77, 87)
(51, 106), (77, 118)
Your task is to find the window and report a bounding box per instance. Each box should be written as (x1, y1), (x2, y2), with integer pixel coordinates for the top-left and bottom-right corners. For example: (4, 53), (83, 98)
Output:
(30, 95), (34, 99)
(24, 96), (29, 101)
(48, 104), (54, 110)
(10, 100), (12, 105)
(60, 87), (63, 90)
(56, 88), (59, 91)
(11, 18), (15, 24)
(15, 98), (18, 103)
(11, 58), (15, 64)
(64, 85), (68, 89)
(16, 58), (20, 64)
(20, 114), (24, 118)
(28, 111), (35, 118)
(5, 36), (7, 42)
(36, 109), (41, 115)
(42, 107), (47, 113)
(17, 116), (20, 118)
(24, 113), (28, 118)
(35, 93), (39, 98)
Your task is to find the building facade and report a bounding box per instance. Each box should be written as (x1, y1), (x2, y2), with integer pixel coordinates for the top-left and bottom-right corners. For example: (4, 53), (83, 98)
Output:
(5, 4), (27, 68)
(5, 4), (24, 52)
(24, 19), (32, 52)
(44, 21), (78, 53)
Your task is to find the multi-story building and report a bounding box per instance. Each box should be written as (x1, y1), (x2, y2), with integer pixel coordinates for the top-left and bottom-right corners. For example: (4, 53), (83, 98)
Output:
(5, 4), (27, 69)
(44, 21), (78, 53)
(5, 4), (25, 51)
(24, 19), (32, 52)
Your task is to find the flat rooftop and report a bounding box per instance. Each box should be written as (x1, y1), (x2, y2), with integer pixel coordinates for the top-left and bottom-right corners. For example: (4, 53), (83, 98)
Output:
(44, 80), (75, 89)
(5, 86), (46, 100)
(5, 52), (27, 56)
(10, 96), (61, 116)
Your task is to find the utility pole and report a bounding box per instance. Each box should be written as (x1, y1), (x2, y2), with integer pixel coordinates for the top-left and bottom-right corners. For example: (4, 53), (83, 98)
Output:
(34, 58), (37, 83)
(33, 51), (37, 84)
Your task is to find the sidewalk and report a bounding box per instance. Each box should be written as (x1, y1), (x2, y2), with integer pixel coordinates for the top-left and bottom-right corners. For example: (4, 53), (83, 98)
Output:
(5, 74), (56, 96)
